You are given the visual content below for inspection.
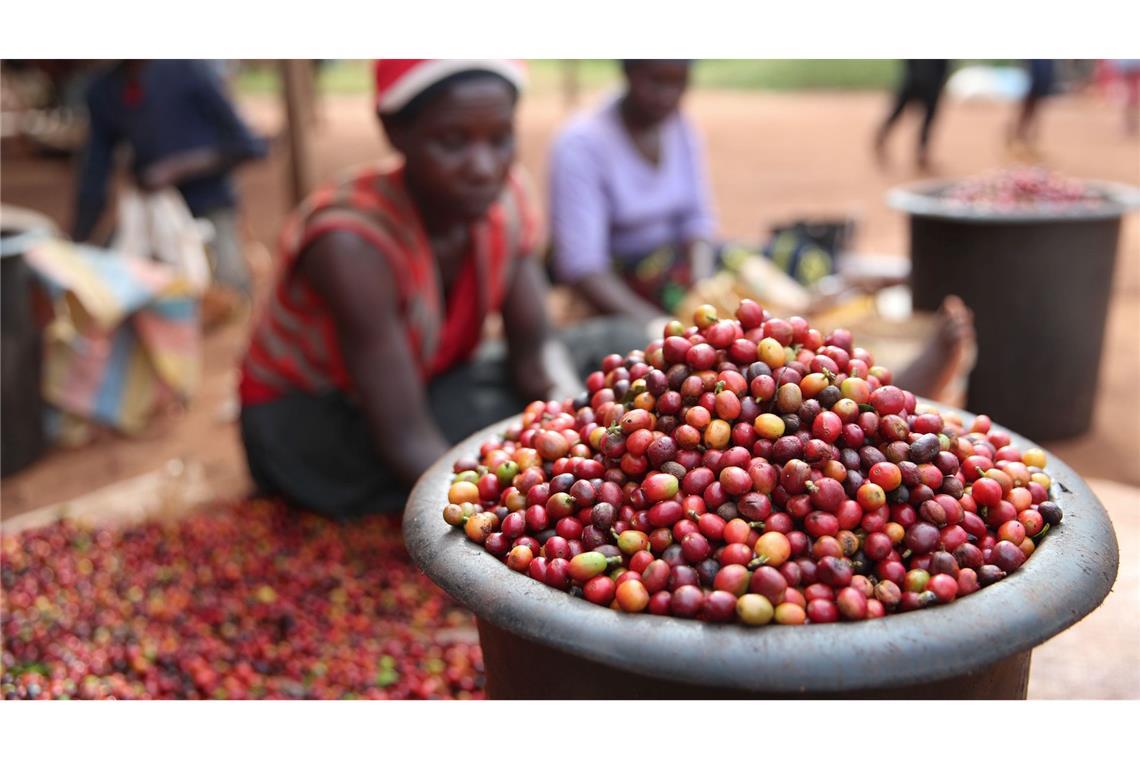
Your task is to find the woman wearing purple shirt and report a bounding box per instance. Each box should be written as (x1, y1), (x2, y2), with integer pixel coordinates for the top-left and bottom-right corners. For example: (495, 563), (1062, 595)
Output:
(550, 60), (716, 321)
(549, 60), (976, 400)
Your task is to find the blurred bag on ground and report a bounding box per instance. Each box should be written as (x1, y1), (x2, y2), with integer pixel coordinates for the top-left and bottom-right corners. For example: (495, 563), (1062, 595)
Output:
(761, 218), (856, 287)
(24, 194), (207, 436)
(113, 188), (211, 294)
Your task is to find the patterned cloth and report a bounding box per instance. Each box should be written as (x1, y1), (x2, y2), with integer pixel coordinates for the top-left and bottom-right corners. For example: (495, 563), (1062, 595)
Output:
(614, 221), (844, 314)
(24, 239), (201, 434)
(614, 243), (757, 315)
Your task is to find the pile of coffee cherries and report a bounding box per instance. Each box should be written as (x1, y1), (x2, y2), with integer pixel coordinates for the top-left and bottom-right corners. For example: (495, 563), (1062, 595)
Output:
(2, 500), (483, 700)
(943, 166), (1102, 210)
(442, 300), (1063, 626)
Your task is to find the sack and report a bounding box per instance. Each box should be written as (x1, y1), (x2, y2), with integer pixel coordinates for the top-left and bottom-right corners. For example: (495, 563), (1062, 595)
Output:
(114, 188), (211, 294)
(762, 219), (854, 287)
(25, 237), (203, 435)
(675, 248), (812, 325)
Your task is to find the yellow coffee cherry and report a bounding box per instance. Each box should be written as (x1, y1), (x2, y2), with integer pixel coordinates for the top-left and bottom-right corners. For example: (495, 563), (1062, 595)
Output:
(757, 337), (786, 368)
(448, 481), (480, 505)
(1023, 448), (1047, 468)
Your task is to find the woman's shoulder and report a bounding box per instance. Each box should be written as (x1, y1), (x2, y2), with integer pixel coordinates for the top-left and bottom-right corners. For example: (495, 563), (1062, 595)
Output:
(281, 159), (420, 258)
(297, 159), (408, 217)
(325, 158), (404, 191)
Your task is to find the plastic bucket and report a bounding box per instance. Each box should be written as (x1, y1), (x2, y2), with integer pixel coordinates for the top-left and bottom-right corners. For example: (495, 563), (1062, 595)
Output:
(888, 180), (1139, 441)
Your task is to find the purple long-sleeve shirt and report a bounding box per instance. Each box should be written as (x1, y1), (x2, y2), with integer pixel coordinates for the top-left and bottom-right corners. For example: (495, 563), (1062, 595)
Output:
(549, 97), (717, 283)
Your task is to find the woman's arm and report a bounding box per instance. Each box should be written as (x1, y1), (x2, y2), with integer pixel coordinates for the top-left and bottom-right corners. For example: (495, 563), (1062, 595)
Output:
(548, 130), (664, 323)
(685, 239), (717, 283)
(679, 116), (718, 282)
(501, 257), (584, 403)
(190, 61), (269, 164)
(137, 146), (231, 191)
(571, 269), (668, 324)
(300, 230), (450, 487)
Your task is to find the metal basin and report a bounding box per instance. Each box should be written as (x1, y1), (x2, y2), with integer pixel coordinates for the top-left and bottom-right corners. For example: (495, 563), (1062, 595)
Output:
(403, 404), (1119, 699)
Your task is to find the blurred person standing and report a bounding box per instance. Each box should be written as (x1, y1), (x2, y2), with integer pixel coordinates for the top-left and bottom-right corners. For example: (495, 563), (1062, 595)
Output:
(1008, 59), (1056, 160)
(873, 59), (951, 171)
(1114, 59), (1140, 136)
(72, 60), (268, 311)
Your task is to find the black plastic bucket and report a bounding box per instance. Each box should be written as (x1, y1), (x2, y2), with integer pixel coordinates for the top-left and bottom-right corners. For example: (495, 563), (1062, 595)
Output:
(888, 180), (1139, 442)
(1, 246), (46, 477)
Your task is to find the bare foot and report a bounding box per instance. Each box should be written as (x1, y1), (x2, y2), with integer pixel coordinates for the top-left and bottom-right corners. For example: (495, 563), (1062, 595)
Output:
(894, 295), (976, 402)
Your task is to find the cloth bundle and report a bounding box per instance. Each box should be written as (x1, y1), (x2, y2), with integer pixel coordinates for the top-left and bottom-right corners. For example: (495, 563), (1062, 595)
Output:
(23, 189), (209, 435)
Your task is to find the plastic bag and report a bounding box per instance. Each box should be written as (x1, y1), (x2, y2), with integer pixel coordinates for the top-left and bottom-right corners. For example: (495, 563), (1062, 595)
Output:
(113, 187), (211, 294)
(25, 235), (204, 435)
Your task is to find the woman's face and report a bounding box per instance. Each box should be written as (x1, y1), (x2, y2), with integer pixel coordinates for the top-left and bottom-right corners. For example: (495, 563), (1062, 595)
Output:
(387, 76), (517, 223)
(624, 61), (691, 126)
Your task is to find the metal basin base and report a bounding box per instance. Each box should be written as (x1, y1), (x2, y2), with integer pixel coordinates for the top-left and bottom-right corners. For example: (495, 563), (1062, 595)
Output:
(477, 618), (1031, 699)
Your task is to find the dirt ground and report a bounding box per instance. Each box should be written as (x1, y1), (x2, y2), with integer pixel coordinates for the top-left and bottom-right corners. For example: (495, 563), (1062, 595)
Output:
(3, 86), (1137, 516)
(1, 85), (1138, 699)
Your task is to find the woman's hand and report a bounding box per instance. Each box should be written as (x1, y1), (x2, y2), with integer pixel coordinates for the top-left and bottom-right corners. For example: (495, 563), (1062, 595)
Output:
(503, 258), (584, 402)
(571, 270), (668, 325)
(137, 147), (228, 192)
(645, 315), (672, 342)
(301, 231), (452, 487)
(688, 239), (716, 283)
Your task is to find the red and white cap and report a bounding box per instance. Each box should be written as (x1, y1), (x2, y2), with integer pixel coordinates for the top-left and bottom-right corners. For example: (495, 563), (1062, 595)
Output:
(373, 59), (527, 114)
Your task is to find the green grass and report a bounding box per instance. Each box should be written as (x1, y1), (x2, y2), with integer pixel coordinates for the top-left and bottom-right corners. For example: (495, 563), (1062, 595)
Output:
(233, 60), (379, 95)
(235, 59), (907, 97)
(233, 63), (279, 95)
(236, 59), (1019, 98)
(517, 59), (904, 94)
(694, 59), (901, 90)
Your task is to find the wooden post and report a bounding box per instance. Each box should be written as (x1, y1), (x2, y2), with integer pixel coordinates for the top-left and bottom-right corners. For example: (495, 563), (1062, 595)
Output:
(561, 59), (580, 111)
(301, 60), (321, 127)
(280, 59), (315, 206)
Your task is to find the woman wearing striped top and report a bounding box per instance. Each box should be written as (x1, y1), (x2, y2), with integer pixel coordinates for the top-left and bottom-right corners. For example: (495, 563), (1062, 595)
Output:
(239, 60), (599, 518)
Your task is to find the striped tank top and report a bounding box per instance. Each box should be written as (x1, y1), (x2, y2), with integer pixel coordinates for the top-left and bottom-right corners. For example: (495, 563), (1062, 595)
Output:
(239, 161), (541, 405)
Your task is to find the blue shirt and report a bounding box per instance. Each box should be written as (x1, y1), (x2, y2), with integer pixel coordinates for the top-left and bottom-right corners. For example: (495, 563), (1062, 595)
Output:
(73, 60), (267, 240)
